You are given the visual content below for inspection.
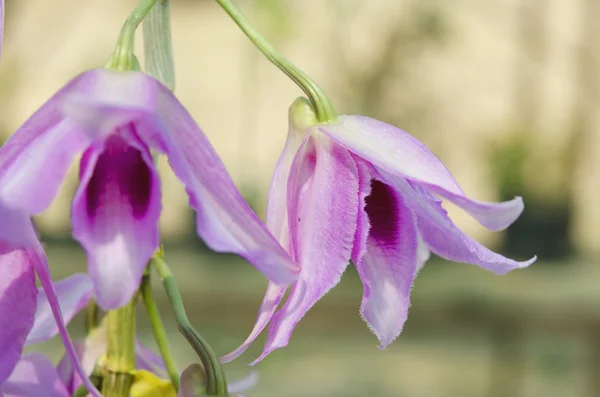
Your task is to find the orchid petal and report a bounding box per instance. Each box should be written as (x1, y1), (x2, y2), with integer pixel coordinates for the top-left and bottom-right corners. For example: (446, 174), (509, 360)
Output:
(380, 172), (536, 274)
(150, 91), (300, 285)
(0, 203), (37, 249)
(221, 283), (286, 363)
(222, 122), (306, 363)
(319, 116), (524, 231)
(228, 371), (259, 394)
(71, 132), (160, 310)
(350, 156), (372, 268)
(0, 73), (94, 215)
(1, 354), (68, 397)
(252, 137), (359, 364)
(265, 119), (308, 250)
(61, 69), (299, 285)
(26, 273), (93, 344)
(135, 341), (167, 375)
(0, 120), (89, 215)
(416, 233), (431, 272)
(352, 177), (418, 348)
(28, 243), (101, 396)
(0, 246), (36, 384)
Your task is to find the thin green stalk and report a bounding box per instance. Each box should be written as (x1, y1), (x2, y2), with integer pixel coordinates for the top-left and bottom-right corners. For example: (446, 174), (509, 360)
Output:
(214, 0), (337, 123)
(151, 251), (227, 396)
(106, 0), (158, 71)
(102, 299), (137, 397)
(140, 270), (180, 389)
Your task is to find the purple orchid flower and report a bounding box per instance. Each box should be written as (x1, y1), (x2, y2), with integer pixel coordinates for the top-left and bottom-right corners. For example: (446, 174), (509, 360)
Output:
(1, 273), (166, 396)
(0, 227), (99, 396)
(223, 99), (537, 364)
(0, 273), (93, 396)
(0, 68), (299, 312)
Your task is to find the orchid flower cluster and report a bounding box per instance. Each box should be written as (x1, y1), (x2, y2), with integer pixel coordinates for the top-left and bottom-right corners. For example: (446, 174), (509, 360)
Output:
(0, 0), (535, 396)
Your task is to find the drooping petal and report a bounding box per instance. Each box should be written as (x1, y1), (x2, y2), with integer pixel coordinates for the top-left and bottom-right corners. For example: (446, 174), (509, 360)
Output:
(319, 116), (524, 231)
(60, 69), (299, 285)
(222, 120), (308, 363)
(71, 131), (161, 310)
(0, 246), (36, 384)
(380, 172), (536, 274)
(251, 137), (359, 364)
(0, 354), (69, 397)
(150, 93), (300, 285)
(27, 243), (101, 396)
(352, 177), (418, 348)
(0, 119), (90, 215)
(0, 71), (98, 215)
(26, 273), (93, 344)
(265, 117), (309, 249)
(220, 283), (286, 363)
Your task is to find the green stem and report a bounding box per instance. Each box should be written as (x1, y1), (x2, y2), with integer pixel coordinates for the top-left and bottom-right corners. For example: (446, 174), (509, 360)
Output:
(85, 298), (100, 334)
(151, 250), (227, 396)
(102, 299), (137, 397)
(214, 0), (337, 123)
(106, 0), (158, 71)
(140, 270), (180, 389)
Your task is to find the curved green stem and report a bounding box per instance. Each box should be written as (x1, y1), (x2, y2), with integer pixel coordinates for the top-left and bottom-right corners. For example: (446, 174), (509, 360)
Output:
(106, 0), (158, 71)
(151, 250), (227, 396)
(214, 0), (337, 123)
(140, 270), (180, 390)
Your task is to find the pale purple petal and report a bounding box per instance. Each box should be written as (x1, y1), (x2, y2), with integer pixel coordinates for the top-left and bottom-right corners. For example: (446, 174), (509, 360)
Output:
(61, 69), (299, 285)
(145, 84), (300, 285)
(416, 233), (431, 272)
(352, 177), (418, 348)
(380, 172), (536, 274)
(0, 246), (36, 384)
(0, 72), (90, 173)
(55, 340), (86, 394)
(26, 273), (92, 344)
(1, 354), (68, 397)
(319, 116), (524, 231)
(0, 73), (96, 215)
(0, 120), (89, 215)
(221, 283), (286, 363)
(71, 131), (160, 310)
(265, 122), (308, 250)
(228, 371), (259, 394)
(0, 203), (38, 248)
(222, 122), (307, 363)
(350, 156), (372, 267)
(136, 341), (167, 375)
(251, 138), (359, 364)
(27, 243), (101, 396)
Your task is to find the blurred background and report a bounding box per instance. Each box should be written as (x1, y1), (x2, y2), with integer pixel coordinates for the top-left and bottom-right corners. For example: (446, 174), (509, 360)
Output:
(3, 0), (600, 396)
